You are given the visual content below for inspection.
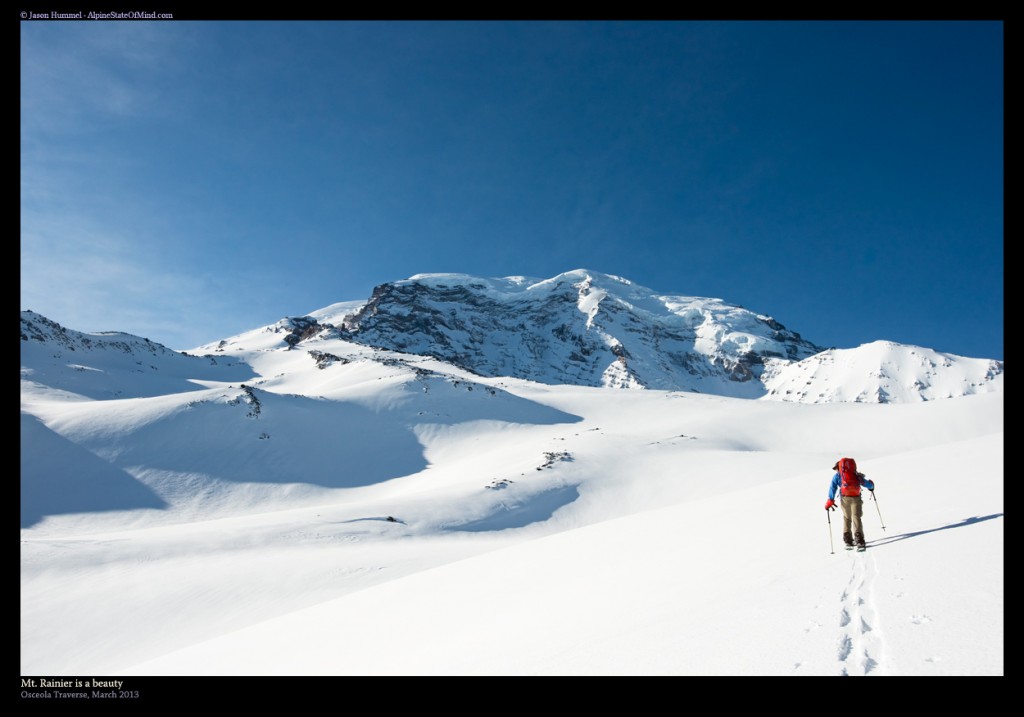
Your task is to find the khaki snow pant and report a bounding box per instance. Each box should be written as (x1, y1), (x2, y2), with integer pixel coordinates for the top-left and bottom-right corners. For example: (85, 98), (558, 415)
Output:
(840, 495), (865, 544)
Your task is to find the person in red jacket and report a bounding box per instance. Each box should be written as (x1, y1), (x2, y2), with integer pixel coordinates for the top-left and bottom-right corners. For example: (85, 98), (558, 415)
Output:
(825, 457), (875, 550)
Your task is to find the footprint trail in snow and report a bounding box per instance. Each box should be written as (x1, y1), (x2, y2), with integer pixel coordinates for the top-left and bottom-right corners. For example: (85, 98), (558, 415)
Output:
(836, 551), (886, 676)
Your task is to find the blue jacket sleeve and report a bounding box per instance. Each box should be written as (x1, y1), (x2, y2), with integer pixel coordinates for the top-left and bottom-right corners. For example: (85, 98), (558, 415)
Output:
(861, 476), (875, 491)
(827, 473), (840, 501)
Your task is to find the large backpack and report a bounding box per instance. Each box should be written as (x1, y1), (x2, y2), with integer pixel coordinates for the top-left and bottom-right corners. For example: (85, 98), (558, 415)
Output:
(837, 457), (861, 497)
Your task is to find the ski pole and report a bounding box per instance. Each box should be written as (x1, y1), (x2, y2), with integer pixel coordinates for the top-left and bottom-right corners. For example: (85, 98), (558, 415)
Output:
(826, 505), (835, 554)
(869, 489), (886, 531)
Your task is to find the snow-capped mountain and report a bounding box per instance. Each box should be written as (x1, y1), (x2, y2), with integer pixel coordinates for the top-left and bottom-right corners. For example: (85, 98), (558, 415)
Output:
(762, 341), (1004, 404)
(20, 310), (254, 399)
(199, 269), (999, 403)
(22, 270), (1005, 405)
(332, 270), (823, 396)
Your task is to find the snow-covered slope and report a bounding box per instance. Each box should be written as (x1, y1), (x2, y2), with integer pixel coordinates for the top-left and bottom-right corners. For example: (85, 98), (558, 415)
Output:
(20, 300), (1004, 676)
(761, 341), (1004, 403)
(22, 311), (582, 529)
(125, 430), (1003, 677)
(21, 380), (1003, 676)
(20, 310), (254, 399)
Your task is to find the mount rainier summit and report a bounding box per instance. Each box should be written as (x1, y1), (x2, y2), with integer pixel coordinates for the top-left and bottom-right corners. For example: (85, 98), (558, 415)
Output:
(23, 269), (1002, 405)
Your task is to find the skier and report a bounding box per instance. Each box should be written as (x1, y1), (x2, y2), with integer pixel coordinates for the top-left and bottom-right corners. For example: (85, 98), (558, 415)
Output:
(824, 458), (875, 551)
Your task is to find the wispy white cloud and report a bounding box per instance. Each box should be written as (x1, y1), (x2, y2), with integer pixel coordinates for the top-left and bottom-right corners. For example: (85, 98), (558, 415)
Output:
(19, 24), (251, 348)
(21, 22), (191, 131)
(23, 217), (198, 338)
(20, 211), (294, 350)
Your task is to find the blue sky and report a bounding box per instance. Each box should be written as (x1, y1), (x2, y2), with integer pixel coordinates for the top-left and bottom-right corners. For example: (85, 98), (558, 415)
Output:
(21, 21), (1003, 359)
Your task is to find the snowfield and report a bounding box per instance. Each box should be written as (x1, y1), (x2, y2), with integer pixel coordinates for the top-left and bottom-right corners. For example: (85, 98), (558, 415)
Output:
(20, 299), (1003, 676)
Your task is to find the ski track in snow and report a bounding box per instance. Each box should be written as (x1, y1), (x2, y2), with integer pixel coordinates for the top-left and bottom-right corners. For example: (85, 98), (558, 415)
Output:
(836, 551), (886, 676)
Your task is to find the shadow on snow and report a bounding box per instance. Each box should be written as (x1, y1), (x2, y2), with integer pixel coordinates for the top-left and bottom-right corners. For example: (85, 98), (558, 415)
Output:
(339, 516), (407, 525)
(20, 413), (167, 528)
(20, 347), (257, 400)
(867, 513), (1003, 548)
(450, 484), (581, 533)
(21, 381), (582, 524)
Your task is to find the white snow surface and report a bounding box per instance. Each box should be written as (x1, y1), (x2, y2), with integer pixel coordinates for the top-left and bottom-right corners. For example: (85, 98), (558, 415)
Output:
(20, 308), (1003, 676)
(762, 340), (1004, 404)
